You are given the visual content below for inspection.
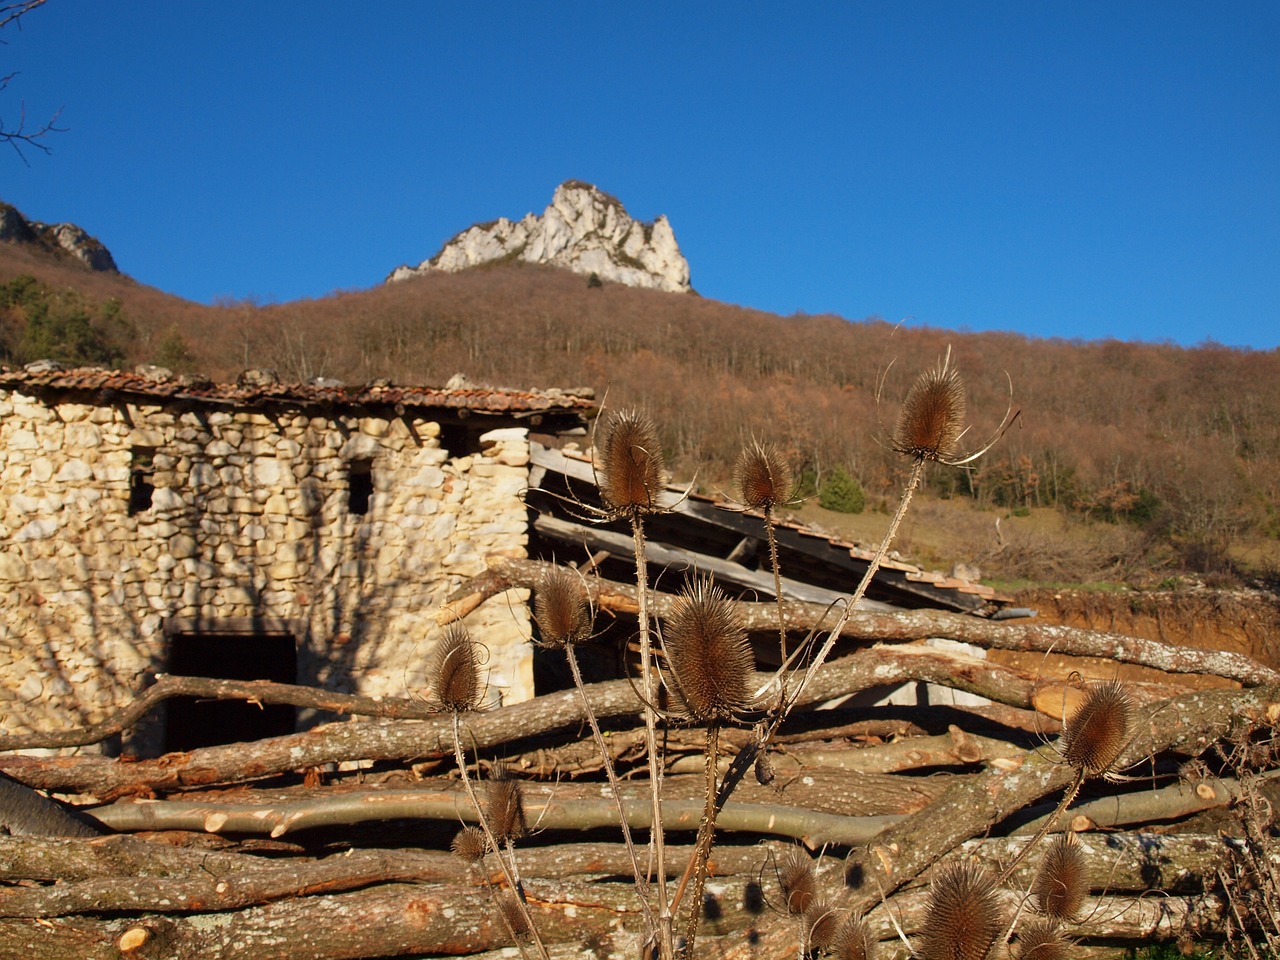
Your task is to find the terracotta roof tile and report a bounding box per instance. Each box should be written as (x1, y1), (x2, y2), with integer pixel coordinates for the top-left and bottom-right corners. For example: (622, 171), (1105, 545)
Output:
(0, 366), (596, 417)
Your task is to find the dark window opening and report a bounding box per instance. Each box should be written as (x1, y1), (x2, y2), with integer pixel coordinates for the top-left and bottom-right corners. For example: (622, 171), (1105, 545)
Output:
(129, 448), (155, 516)
(437, 421), (487, 458)
(164, 632), (297, 752)
(348, 458), (373, 515)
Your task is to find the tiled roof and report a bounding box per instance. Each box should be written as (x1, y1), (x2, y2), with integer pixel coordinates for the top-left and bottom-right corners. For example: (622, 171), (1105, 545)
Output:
(0, 366), (596, 417)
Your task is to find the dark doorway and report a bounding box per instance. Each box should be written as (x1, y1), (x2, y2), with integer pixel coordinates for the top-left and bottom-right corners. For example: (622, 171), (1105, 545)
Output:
(164, 632), (297, 752)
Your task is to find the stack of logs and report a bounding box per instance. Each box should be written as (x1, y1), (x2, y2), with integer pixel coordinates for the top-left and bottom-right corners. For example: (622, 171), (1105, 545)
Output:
(1, 558), (1277, 959)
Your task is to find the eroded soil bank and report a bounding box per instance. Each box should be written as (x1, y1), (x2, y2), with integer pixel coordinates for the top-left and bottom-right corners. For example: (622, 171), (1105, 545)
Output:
(991, 586), (1280, 688)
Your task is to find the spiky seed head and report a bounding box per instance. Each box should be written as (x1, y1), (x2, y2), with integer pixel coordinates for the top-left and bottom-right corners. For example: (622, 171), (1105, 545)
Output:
(486, 763), (526, 844)
(736, 440), (793, 511)
(920, 862), (1004, 960)
(831, 914), (876, 960)
(428, 624), (482, 712)
(533, 566), (593, 648)
(778, 847), (817, 916)
(597, 408), (666, 515)
(664, 574), (753, 722)
(498, 893), (533, 942)
(1013, 919), (1070, 960)
(894, 352), (967, 462)
(805, 901), (842, 951)
(1033, 832), (1087, 922)
(1062, 679), (1133, 778)
(450, 825), (488, 863)
(754, 751), (776, 786)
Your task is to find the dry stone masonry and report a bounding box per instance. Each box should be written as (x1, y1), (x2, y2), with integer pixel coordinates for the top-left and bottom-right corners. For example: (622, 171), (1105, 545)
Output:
(0, 366), (591, 755)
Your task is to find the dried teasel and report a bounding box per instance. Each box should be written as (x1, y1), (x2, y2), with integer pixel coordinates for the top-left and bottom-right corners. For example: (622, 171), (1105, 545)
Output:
(831, 913), (876, 960)
(533, 565), (593, 648)
(919, 861), (1004, 960)
(450, 825), (488, 863)
(777, 847), (817, 916)
(1033, 832), (1087, 922)
(595, 408), (666, 516)
(736, 439), (793, 511)
(754, 750), (776, 786)
(893, 348), (967, 462)
(663, 574), (754, 722)
(427, 623), (482, 712)
(1012, 919), (1070, 960)
(486, 763), (527, 844)
(1062, 679), (1133, 778)
(498, 892), (533, 942)
(804, 900), (842, 951)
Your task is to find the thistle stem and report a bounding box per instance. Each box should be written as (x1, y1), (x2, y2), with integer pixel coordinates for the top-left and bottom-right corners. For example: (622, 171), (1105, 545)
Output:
(674, 721), (721, 956)
(631, 511), (672, 956)
(791, 457), (925, 708)
(763, 505), (787, 664)
(996, 768), (1086, 886)
(451, 711), (549, 960)
(565, 642), (655, 927)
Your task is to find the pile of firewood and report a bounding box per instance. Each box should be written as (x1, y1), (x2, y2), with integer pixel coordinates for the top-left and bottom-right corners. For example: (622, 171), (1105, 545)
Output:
(2, 559), (1278, 959)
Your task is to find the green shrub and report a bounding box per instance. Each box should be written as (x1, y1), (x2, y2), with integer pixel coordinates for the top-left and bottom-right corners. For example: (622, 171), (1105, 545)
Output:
(818, 465), (865, 514)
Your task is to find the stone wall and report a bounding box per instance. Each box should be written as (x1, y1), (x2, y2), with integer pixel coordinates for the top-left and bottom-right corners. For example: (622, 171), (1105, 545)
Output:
(0, 388), (535, 754)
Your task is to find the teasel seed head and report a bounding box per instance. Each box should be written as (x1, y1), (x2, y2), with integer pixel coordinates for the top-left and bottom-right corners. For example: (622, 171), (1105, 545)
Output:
(804, 900), (842, 951)
(1012, 919), (1070, 960)
(920, 861), (1004, 960)
(736, 440), (793, 511)
(831, 913), (877, 960)
(498, 893), (533, 942)
(1033, 832), (1087, 922)
(1062, 679), (1133, 778)
(664, 574), (753, 722)
(428, 623), (482, 712)
(596, 408), (666, 516)
(450, 825), (488, 863)
(894, 350), (967, 462)
(754, 750), (776, 786)
(533, 565), (593, 648)
(486, 763), (527, 844)
(777, 847), (817, 916)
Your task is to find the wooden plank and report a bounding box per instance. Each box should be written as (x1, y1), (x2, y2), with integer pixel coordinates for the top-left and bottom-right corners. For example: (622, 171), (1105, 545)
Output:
(533, 515), (891, 609)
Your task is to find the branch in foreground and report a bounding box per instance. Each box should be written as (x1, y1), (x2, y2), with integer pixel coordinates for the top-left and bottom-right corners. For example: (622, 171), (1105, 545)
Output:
(0, 644), (1048, 796)
(842, 683), (1280, 912)
(489, 557), (1280, 685)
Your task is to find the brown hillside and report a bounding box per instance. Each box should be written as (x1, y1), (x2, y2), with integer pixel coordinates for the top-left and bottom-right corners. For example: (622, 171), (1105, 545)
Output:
(3, 244), (1278, 585)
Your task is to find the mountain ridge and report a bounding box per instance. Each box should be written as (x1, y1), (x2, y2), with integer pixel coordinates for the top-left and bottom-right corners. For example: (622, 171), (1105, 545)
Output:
(0, 201), (119, 274)
(387, 181), (691, 293)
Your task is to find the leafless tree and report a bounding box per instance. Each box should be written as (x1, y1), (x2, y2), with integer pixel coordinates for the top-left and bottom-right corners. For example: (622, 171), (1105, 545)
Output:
(1, 0), (63, 162)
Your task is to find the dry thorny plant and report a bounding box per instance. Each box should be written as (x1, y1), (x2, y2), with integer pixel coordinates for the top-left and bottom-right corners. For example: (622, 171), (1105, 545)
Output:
(1208, 721), (1280, 959)
(424, 350), (1138, 960)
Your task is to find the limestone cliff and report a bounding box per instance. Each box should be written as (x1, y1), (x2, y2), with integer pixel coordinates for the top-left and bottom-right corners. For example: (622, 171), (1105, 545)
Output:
(388, 181), (690, 293)
(0, 201), (119, 273)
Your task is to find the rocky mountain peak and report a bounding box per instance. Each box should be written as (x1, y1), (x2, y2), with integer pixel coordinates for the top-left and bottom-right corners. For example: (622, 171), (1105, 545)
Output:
(0, 201), (119, 273)
(387, 181), (691, 293)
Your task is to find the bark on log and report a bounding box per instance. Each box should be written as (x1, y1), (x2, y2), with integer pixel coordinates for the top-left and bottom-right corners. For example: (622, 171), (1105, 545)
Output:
(0, 875), (1233, 960)
(490, 557), (1280, 685)
(91, 786), (904, 845)
(841, 683), (1280, 912)
(0, 645), (1045, 799)
(0, 676), (439, 752)
(0, 828), (1238, 903)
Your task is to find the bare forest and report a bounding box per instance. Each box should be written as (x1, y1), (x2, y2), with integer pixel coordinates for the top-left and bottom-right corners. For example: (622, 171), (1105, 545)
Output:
(2, 245), (1278, 585)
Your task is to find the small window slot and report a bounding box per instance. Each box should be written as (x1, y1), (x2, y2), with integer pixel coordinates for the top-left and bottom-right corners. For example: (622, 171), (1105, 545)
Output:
(348, 458), (373, 516)
(129, 448), (156, 516)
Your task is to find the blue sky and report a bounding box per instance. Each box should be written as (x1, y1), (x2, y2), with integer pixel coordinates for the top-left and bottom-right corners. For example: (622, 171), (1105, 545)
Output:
(3, 2), (1277, 350)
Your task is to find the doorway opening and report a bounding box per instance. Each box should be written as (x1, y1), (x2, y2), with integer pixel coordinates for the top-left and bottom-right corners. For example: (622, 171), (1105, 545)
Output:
(164, 628), (297, 752)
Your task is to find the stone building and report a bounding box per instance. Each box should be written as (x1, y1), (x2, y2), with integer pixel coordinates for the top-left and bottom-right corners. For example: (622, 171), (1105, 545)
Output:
(0, 366), (592, 755)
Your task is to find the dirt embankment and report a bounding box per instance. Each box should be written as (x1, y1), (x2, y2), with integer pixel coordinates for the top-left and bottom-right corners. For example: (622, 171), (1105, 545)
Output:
(990, 587), (1280, 689)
